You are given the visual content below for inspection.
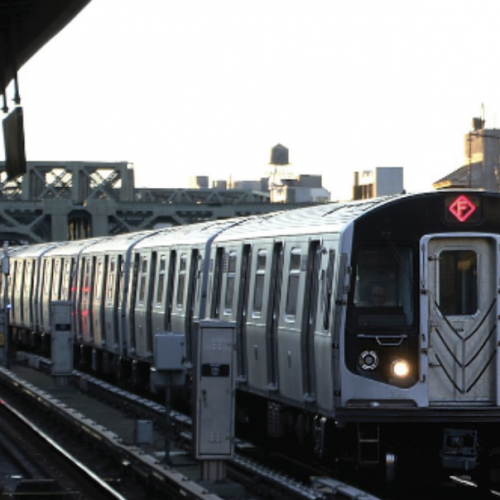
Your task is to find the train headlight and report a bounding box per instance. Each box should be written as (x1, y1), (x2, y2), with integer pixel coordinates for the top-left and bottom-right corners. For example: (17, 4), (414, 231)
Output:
(391, 359), (410, 378)
(359, 350), (379, 371)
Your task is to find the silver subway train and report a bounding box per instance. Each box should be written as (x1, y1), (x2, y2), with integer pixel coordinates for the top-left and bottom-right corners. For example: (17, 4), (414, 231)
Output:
(4, 190), (500, 477)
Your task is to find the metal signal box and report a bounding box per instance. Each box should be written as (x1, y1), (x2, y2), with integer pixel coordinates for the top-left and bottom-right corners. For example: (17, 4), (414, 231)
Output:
(194, 320), (236, 460)
(50, 301), (73, 376)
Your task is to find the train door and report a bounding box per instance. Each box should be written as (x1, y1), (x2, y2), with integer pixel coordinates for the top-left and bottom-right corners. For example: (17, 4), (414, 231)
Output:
(425, 237), (498, 404)
(236, 244), (251, 381)
(146, 253), (156, 356)
(165, 250), (176, 332)
(51, 258), (62, 303)
(134, 252), (156, 358)
(128, 253), (140, 354)
(211, 247), (224, 319)
(267, 242), (284, 391)
(80, 257), (94, 343)
(301, 240), (322, 401)
(245, 247), (269, 391)
(60, 259), (71, 301)
(23, 260), (33, 329)
(134, 253), (147, 356)
(11, 259), (22, 326)
(151, 253), (167, 334)
(40, 258), (53, 333)
(103, 256), (118, 351)
(184, 249), (200, 361)
(115, 255), (125, 355)
(92, 256), (106, 347)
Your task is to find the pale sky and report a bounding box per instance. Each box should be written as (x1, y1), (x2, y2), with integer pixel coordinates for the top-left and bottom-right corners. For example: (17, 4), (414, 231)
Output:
(5, 0), (500, 200)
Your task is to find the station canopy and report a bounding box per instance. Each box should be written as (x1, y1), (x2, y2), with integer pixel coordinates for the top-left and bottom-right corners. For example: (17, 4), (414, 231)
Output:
(0, 0), (91, 95)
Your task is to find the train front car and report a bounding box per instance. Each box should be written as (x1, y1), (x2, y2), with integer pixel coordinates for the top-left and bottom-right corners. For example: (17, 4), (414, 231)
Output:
(338, 190), (500, 478)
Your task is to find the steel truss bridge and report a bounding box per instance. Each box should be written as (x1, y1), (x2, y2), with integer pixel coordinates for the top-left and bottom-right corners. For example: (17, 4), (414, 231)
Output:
(0, 161), (309, 243)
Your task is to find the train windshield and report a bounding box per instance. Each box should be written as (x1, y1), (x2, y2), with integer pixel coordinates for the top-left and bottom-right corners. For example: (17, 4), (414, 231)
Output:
(352, 246), (415, 327)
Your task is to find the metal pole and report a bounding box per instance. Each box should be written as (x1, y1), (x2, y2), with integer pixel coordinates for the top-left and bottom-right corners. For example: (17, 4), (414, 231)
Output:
(468, 132), (472, 188)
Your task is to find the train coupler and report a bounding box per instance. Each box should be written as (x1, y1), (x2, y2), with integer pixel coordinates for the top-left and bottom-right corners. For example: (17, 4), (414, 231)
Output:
(440, 429), (478, 470)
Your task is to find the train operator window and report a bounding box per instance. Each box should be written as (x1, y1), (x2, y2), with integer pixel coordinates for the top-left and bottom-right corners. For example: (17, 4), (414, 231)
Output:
(438, 250), (477, 316)
(353, 247), (414, 327)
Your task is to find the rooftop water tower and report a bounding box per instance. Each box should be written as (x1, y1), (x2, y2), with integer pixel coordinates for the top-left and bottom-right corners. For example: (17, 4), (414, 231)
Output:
(268, 144), (293, 191)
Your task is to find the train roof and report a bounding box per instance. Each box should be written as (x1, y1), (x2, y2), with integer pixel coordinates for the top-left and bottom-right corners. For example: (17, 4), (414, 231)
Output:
(131, 219), (250, 250)
(131, 197), (402, 250)
(41, 237), (112, 257)
(8, 241), (64, 259)
(11, 191), (498, 259)
(213, 196), (396, 242)
(79, 230), (158, 254)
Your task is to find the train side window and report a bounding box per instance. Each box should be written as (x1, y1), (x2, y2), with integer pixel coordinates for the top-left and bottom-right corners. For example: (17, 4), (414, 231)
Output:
(138, 256), (148, 305)
(24, 260), (32, 296)
(106, 259), (116, 305)
(93, 258), (103, 303)
(69, 259), (77, 302)
(52, 259), (61, 300)
(117, 256), (125, 307)
(166, 250), (176, 329)
(224, 251), (237, 314)
(285, 249), (302, 318)
(323, 250), (335, 331)
(61, 259), (70, 300)
(253, 250), (267, 316)
(176, 254), (187, 309)
(15, 260), (23, 295)
(211, 248), (224, 318)
(438, 250), (477, 315)
(43, 260), (51, 298)
(155, 255), (167, 305)
(82, 259), (91, 306)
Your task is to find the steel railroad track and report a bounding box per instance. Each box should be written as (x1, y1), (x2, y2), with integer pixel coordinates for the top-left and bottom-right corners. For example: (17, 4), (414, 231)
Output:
(0, 397), (129, 499)
(0, 353), (383, 500)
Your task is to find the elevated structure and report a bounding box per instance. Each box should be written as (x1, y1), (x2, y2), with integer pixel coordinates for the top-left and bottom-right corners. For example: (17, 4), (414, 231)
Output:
(0, 161), (302, 244)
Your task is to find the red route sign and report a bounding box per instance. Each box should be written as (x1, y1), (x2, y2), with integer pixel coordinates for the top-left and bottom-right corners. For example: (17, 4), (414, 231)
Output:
(449, 195), (477, 222)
